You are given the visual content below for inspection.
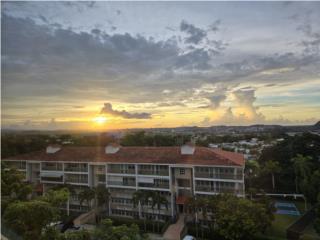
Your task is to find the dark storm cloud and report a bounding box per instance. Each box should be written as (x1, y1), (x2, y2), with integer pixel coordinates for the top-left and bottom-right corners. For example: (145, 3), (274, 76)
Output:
(180, 20), (207, 44)
(1, 10), (319, 109)
(100, 103), (151, 119)
(2, 14), (228, 103)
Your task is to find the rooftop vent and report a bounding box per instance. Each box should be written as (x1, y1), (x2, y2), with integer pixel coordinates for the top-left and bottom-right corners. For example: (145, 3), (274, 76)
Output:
(181, 142), (195, 155)
(46, 144), (61, 154)
(105, 143), (121, 154)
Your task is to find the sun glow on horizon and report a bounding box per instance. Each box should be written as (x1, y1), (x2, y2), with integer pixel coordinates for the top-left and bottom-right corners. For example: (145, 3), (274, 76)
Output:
(93, 116), (108, 125)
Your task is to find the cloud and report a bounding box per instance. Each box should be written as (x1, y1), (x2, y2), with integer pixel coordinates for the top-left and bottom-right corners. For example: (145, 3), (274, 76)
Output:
(100, 103), (152, 119)
(232, 88), (265, 121)
(208, 20), (221, 32)
(157, 102), (186, 107)
(180, 20), (207, 44)
(233, 88), (256, 106)
(2, 14), (223, 104)
(208, 86), (228, 109)
(2, 3), (320, 128)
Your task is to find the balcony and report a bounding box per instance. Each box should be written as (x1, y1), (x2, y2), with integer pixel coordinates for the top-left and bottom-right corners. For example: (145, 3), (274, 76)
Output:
(195, 172), (243, 180)
(41, 176), (63, 183)
(108, 168), (135, 175)
(5, 161), (27, 170)
(138, 169), (169, 176)
(64, 164), (88, 173)
(108, 181), (136, 187)
(195, 186), (244, 195)
(40, 172), (63, 183)
(64, 174), (88, 184)
(41, 164), (63, 171)
(138, 182), (169, 189)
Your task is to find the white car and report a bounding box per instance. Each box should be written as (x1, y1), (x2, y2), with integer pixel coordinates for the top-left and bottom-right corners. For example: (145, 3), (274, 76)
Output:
(183, 235), (196, 240)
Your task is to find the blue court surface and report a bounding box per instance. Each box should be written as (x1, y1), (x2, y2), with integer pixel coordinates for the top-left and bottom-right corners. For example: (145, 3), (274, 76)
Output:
(275, 202), (300, 216)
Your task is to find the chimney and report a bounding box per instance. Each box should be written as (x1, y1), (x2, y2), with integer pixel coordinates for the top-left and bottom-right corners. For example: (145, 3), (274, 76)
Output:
(181, 142), (195, 155)
(105, 143), (121, 154)
(46, 144), (61, 154)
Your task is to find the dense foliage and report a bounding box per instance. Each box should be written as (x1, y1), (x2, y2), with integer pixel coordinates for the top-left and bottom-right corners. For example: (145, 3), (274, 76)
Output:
(254, 133), (320, 202)
(41, 219), (148, 240)
(186, 194), (273, 240)
(314, 194), (320, 235)
(120, 131), (189, 146)
(4, 200), (59, 240)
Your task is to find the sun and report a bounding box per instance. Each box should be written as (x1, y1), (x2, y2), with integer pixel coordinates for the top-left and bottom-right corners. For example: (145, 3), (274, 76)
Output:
(93, 116), (107, 125)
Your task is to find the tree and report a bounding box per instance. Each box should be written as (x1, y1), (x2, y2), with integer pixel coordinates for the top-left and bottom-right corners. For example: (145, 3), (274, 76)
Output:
(1, 162), (33, 201)
(186, 197), (200, 237)
(264, 160), (281, 191)
(94, 185), (111, 222)
(78, 187), (95, 210)
(186, 194), (273, 240)
(40, 187), (70, 207)
(302, 170), (320, 204)
(132, 190), (148, 231)
(94, 184), (111, 211)
(258, 133), (320, 193)
(155, 193), (168, 232)
(93, 218), (148, 240)
(214, 195), (272, 240)
(197, 197), (210, 239)
(292, 154), (313, 193)
(244, 160), (260, 190)
(147, 191), (157, 232)
(313, 193), (320, 235)
(3, 200), (59, 240)
(51, 184), (76, 216)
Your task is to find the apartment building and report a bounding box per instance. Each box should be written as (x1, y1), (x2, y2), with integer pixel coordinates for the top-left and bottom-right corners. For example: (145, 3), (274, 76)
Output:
(3, 143), (245, 221)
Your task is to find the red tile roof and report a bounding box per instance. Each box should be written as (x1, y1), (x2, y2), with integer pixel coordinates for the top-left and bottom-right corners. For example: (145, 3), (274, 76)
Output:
(4, 146), (244, 166)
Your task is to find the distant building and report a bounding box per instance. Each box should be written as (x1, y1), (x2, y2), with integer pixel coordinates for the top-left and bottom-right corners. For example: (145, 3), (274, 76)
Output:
(3, 143), (245, 221)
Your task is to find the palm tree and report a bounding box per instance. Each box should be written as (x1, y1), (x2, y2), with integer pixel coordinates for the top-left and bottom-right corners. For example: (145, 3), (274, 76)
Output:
(207, 195), (219, 234)
(153, 192), (168, 232)
(133, 190), (148, 231)
(52, 183), (75, 216)
(196, 197), (209, 239)
(94, 185), (110, 221)
(148, 191), (157, 233)
(186, 196), (199, 238)
(264, 160), (281, 191)
(292, 154), (313, 193)
(94, 185), (110, 210)
(245, 160), (260, 189)
(78, 187), (95, 211)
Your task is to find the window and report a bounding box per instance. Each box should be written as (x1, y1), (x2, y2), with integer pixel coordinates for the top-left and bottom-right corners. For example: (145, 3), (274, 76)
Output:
(41, 162), (62, 171)
(180, 168), (185, 175)
(97, 174), (106, 183)
(97, 165), (105, 172)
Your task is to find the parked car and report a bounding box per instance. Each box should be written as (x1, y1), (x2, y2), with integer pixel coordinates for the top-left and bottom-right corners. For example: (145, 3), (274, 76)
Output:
(183, 235), (196, 240)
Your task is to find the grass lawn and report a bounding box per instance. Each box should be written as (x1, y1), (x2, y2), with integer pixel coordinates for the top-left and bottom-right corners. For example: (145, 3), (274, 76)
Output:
(265, 214), (299, 239)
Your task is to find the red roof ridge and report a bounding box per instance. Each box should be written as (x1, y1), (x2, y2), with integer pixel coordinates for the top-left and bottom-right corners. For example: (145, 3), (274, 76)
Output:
(208, 148), (244, 166)
(4, 146), (244, 166)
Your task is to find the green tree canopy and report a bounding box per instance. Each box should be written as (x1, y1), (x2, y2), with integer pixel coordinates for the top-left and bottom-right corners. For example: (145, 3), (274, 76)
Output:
(214, 195), (272, 240)
(40, 187), (70, 207)
(1, 162), (33, 201)
(3, 200), (59, 240)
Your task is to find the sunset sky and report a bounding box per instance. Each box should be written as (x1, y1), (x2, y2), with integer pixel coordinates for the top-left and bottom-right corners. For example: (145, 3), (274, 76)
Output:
(2, 1), (320, 130)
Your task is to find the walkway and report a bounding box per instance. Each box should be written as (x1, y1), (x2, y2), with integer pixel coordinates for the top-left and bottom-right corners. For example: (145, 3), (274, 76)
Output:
(163, 215), (185, 240)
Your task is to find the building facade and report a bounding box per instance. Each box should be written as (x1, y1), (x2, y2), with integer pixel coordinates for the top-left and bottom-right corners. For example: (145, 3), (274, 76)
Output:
(3, 143), (245, 221)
